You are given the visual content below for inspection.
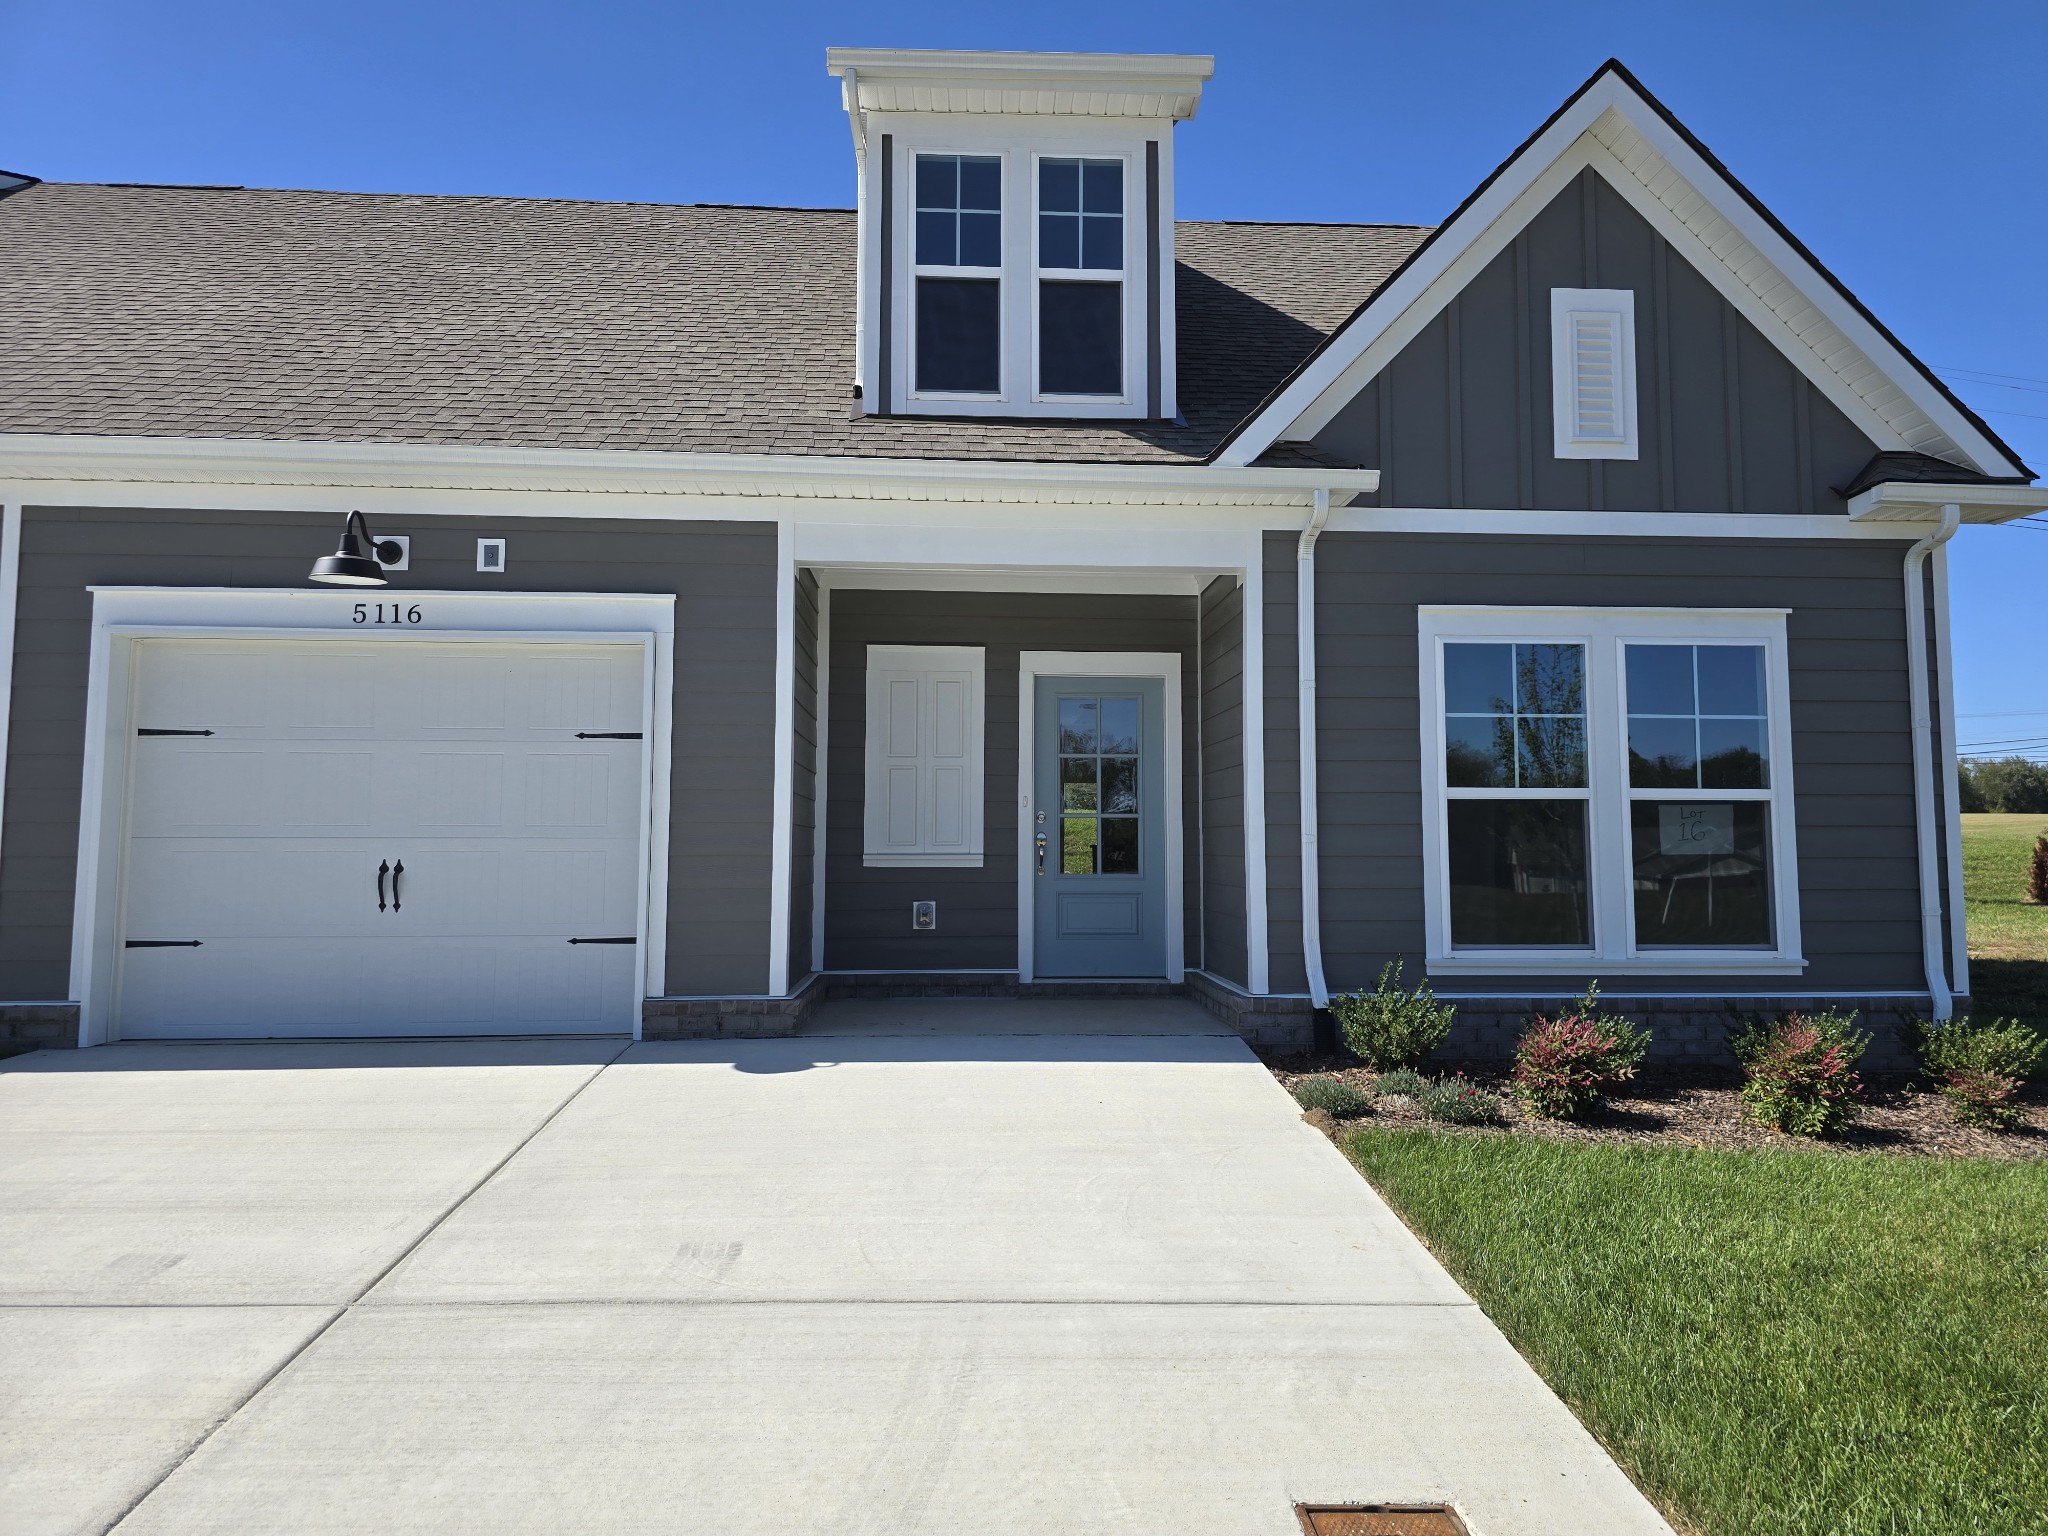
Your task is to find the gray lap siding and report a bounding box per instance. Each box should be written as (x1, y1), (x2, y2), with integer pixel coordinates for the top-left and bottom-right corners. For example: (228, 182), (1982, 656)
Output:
(0, 507), (779, 1002)
(1269, 530), (1935, 998)
(822, 589), (1200, 974)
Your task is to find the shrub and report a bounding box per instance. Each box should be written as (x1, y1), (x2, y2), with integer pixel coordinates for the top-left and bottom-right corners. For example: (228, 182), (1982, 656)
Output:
(1905, 1015), (2045, 1131)
(2029, 833), (2048, 906)
(1942, 1067), (2027, 1129)
(1373, 1068), (1432, 1099)
(1292, 1075), (1372, 1119)
(1733, 1010), (1868, 1137)
(1510, 985), (1653, 1120)
(1331, 961), (1456, 1070)
(1418, 1073), (1503, 1125)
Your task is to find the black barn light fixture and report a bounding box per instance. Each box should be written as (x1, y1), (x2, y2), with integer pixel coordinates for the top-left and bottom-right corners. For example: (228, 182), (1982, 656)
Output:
(308, 510), (403, 587)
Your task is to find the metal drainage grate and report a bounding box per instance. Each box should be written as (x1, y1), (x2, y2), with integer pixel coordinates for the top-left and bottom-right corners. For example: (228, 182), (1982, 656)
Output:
(1295, 1505), (1472, 1536)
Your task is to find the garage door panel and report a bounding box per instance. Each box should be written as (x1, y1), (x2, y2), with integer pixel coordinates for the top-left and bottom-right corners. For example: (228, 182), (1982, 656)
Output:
(116, 638), (648, 1040)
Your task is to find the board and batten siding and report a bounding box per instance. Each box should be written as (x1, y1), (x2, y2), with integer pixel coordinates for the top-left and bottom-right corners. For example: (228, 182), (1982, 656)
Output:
(1265, 531), (1940, 998)
(823, 589), (1199, 973)
(1310, 167), (1882, 514)
(1198, 575), (1248, 986)
(0, 507), (779, 1001)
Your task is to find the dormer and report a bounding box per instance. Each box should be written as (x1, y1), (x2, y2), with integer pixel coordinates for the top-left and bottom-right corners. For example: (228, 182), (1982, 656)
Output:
(827, 48), (1212, 422)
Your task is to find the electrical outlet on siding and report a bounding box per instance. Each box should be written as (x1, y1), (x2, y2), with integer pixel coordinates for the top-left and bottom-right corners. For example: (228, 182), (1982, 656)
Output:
(912, 901), (937, 931)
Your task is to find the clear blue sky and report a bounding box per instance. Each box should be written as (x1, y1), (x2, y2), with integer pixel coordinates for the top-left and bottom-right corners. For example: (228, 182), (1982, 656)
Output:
(4, 0), (2044, 752)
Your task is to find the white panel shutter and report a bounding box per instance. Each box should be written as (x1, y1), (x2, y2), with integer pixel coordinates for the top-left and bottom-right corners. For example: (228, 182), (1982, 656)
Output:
(1550, 288), (1638, 460)
(864, 646), (986, 866)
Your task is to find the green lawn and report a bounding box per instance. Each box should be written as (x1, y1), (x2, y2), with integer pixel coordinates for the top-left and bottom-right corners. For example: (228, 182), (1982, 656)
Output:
(1963, 812), (2048, 1028)
(1347, 1129), (2048, 1536)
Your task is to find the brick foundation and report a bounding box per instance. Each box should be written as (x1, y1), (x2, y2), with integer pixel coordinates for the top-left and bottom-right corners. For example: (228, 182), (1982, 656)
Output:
(0, 1004), (79, 1049)
(1184, 971), (1316, 1050)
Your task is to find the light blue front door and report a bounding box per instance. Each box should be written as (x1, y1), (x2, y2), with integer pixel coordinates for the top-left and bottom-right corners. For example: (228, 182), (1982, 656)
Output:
(1032, 677), (1166, 978)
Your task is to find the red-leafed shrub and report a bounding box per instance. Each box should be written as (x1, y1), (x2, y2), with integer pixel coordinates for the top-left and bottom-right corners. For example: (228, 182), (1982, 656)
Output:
(1942, 1066), (2025, 1129)
(1510, 986), (1652, 1120)
(1733, 1010), (1869, 1137)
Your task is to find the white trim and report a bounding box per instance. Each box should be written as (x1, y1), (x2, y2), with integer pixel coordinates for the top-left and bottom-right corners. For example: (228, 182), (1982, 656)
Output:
(1015, 649), (1184, 985)
(1217, 71), (2025, 478)
(1241, 537), (1269, 994)
(0, 432), (1379, 507)
(1932, 542), (1968, 1003)
(813, 566), (1211, 596)
(1848, 481), (2048, 525)
(811, 584), (831, 979)
(1329, 508), (1936, 540)
(1416, 605), (1804, 978)
(861, 644), (987, 868)
(0, 504), (19, 878)
(69, 588), (674, 1046)
(767, 524), (797, 997)
(1549, 288), (1639, 460)
(1295, 492), (1331, 1008)
(794, 522), (1259, 571)
(826, 48), (1212, 122)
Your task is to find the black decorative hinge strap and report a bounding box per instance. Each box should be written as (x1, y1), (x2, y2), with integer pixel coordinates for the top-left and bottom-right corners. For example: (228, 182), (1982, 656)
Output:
(567, 936), (637, 945)
(575, 732), (642, 739)
(126, 939), (202, 948)
(138, 728), (214, 737)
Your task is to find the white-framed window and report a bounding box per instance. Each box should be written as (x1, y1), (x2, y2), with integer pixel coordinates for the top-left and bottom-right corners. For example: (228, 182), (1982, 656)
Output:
(910, 152), (1004, 399)
(1033, 153), (1128, 401)
(1550, 288), (1638, 460)
(1417, 607), (1802, 974)
(863, 645), (986, 867)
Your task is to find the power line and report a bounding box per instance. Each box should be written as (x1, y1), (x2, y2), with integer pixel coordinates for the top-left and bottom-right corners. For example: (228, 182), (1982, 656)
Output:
(1935, 364), (2048, 388)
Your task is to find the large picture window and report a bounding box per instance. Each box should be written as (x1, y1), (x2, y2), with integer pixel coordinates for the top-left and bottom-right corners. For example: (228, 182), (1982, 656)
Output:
(1419, 609), (1801, 974)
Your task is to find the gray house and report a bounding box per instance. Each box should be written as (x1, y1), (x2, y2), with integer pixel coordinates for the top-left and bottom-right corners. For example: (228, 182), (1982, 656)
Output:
(0, 51), (2040, 1053)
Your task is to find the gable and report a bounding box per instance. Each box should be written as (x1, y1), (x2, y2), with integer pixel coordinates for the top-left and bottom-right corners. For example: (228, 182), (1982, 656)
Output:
(1308, 167), (1881, 513)
(1216, 63), (2030, 483)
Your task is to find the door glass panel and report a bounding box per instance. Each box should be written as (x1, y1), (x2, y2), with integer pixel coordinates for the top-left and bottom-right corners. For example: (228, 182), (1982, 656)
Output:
(1061, 815), (1098, 875)
(1054, 694), (1140, 876)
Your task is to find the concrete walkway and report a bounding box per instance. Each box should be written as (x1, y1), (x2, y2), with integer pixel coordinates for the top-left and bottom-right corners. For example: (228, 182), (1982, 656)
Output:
(0, 1002), (1673, 1535)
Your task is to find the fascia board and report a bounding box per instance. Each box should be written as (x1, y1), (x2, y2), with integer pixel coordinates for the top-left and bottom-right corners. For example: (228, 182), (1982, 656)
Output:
(0, 433), (1374, 507)
(1601, 92), (2026, 480)
(825, 49), (1212, 120)
(1847, 481), (2048, 524)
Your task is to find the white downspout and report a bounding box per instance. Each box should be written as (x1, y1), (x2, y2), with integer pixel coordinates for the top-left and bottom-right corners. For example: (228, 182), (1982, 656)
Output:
(1297, 489), (1331, 1009)
(1904, 503), (1962, 1021)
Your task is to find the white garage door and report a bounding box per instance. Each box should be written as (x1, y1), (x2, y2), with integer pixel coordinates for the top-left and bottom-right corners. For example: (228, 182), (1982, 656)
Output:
(115, 638), (649, 1038)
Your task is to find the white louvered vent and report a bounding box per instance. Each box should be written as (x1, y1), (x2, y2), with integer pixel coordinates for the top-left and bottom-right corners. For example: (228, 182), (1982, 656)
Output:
(863, 645), (986, 867)
(1551, 288), (1638, 460)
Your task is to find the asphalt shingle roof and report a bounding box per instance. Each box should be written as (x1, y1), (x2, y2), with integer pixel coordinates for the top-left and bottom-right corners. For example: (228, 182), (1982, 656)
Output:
(0, 181), (1427, 465)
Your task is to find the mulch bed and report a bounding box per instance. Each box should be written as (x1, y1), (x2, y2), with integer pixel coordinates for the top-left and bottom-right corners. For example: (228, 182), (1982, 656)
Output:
(1265, 1055), (2048, 1161)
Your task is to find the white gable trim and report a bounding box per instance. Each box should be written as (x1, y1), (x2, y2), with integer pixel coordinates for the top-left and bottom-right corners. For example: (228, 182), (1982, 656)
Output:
(1216, 72), (2026, 480)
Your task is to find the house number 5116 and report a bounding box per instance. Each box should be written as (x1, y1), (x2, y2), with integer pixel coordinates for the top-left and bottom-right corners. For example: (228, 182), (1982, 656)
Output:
(353, 603), (423, 625)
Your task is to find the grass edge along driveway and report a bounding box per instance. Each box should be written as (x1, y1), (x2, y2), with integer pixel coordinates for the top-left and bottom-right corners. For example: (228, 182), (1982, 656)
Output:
(1344, 1128), (2048, 1536)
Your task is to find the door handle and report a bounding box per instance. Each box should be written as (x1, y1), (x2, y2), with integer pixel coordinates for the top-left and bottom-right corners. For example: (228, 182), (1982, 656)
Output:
(377, 859), (389, 912)
(1035, 833), (1047, 876)
(391, 860), (403, 912)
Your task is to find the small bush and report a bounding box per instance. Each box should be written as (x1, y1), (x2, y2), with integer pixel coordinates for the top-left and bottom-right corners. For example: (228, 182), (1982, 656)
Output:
(2029, 833), (2048, 906)
(1733, 1010), (1868, 1137)
(1373, 1068), (1432, 1099)
(1510, 985), (1653, 1119)
(1942, 1067), (2027, 1129)
(1418, 1073), (1503, 1125)
(1331, 960), (1456, 1070)
(1292, 1075), (1372, 1119)
(1905, 1015), (2045, 1131)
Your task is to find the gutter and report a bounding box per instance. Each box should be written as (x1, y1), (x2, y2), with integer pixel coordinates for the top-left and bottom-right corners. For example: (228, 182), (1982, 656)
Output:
(1297, 489), (1331, 1008)
(1903, 503), (1962, 1021)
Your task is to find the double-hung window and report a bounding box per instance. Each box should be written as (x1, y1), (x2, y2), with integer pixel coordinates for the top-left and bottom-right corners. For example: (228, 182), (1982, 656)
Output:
(913, 153), (1003, 396)
(1035, 156), (1125, 397)
(1420, 608), (1801, 973)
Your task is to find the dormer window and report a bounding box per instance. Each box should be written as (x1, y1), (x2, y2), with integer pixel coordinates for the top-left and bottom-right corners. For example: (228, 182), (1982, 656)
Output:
(828, 47), (1212, 422)
(914, 154), (1003, 394)
(1037, 157), (1124, 397)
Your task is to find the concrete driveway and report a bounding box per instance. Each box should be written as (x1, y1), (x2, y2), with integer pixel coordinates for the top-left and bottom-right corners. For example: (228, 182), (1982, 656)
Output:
(0, 1000), (1672, 1535)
